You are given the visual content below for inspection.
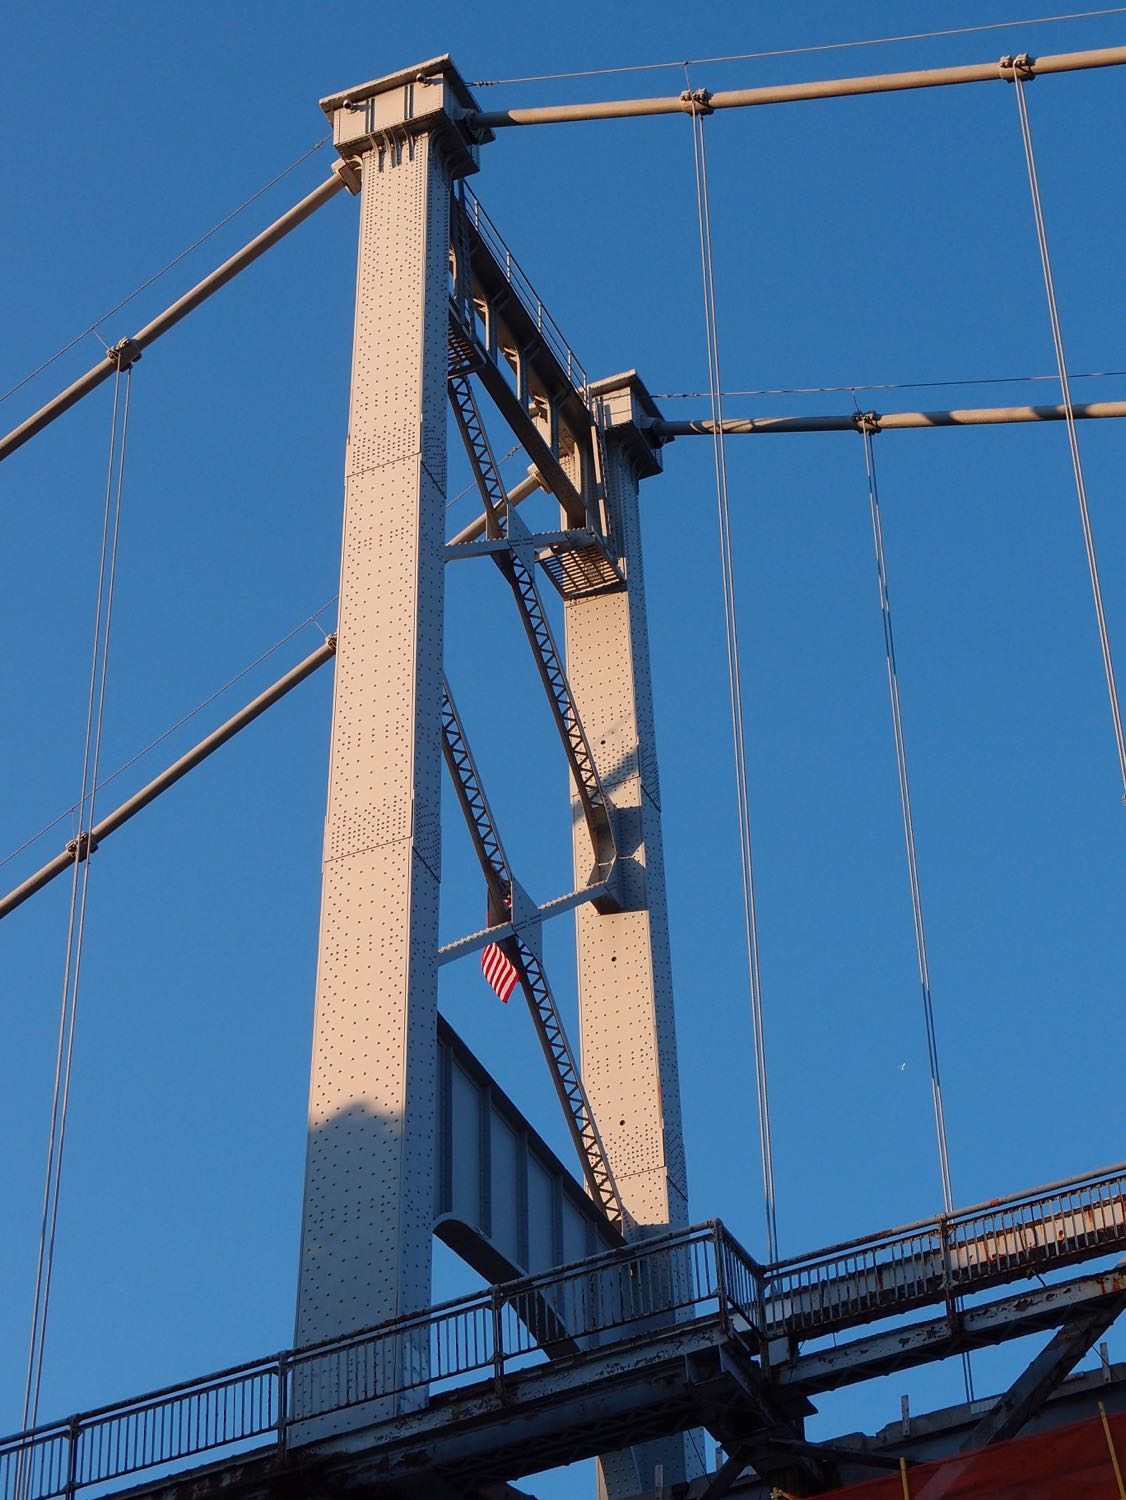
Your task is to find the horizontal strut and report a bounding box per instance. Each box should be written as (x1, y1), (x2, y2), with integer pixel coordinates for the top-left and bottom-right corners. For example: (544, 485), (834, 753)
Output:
(0, 168), (354, 465)
(0, 637), (336, 920)
(652, 398), (1126, 437)
(448, 471), (544, 547)
(468, 45), (1126, 130)
(437, 882), (611, 964)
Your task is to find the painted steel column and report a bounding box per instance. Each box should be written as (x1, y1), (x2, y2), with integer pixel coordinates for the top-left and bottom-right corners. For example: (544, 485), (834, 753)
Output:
(563, 375), (695, 1493)
(294, 67), (483, 1396)
(566, 376), (689, 1234)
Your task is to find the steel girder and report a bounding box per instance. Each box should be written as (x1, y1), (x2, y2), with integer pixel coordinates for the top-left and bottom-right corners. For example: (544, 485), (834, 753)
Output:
(434, 1015), (620, 1279)
(960, 1258), (1126, 1450)
(778, 1265), (1126, 1395)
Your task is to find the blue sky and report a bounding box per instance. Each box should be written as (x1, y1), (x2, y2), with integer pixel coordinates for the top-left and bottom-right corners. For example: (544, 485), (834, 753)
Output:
(2, 3), (1125, 1495)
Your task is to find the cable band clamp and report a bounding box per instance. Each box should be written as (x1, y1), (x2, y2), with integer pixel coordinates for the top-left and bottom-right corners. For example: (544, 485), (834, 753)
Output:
(65, 830), (98, 863)
(680, 87), (714, 116)
(1000, 52), (1036, 83)
(106, 338), (142, 372)
(331, 157), (363, 195)
(852, 410), (882, 435)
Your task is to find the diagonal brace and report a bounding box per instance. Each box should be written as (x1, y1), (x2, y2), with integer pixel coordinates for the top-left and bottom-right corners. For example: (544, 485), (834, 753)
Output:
(962, 1257), (1126, 1449)
(447, 366), (617, 901)
(510, 934), (624, 1227)
(696, 1446), (753, 1499)
(440, 677), (511, 925)
(439, 677), (624, 1226)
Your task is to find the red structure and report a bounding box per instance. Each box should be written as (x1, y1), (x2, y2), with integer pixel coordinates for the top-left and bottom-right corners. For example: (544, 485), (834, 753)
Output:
(819, 1407), (1126, 1497)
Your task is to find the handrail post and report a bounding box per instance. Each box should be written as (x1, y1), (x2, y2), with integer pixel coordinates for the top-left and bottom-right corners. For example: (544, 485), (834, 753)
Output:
(713, 1225), (730, 1337)
(756, 1264), (770, 1366)
(491, 1289), (505, 1400)
(938, 1216), (956, 1321)
(64, 1416), (80, 1500)
(275, 1353), (287, 1458)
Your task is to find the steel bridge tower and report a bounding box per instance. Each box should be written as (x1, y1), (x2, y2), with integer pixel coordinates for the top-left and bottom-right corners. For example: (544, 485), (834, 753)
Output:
(293, 57), (692, 1491)
(3, 39), (1126, 1500)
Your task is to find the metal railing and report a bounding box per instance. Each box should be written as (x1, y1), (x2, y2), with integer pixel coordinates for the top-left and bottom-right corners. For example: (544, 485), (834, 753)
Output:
(0, 1223), (748, 1500)
(3, 1162), (1124, 1500)
(458, 184), (590, 400)
(762, 1161), (1126, 1341)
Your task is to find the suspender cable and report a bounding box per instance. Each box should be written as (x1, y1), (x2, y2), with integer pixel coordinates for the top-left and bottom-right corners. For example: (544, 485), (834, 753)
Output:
(20, 367), (133, 1449)
(1011, 72), (1126, 804)
(858, 423), (972, 1401)
(687, 98), (779, 1262)
(859, 427), (954, 1209)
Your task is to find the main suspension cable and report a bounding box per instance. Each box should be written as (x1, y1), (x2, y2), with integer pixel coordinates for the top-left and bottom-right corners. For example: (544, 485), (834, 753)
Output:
(1012, 74), (1126, 803)
(653, 365), (1126, 400)
(0, 598), (338, 875)
(687, 92), (779, 1262)
(1, 139), (330, 409)
(471, 7), (1126, 86)
(21, 367), (133, 1444)
(0, 447), (516, 878)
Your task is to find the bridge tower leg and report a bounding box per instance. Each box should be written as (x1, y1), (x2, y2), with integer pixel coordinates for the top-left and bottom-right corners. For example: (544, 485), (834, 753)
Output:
(294, 64), (483, 1394)
(565, 374), (697, 1492)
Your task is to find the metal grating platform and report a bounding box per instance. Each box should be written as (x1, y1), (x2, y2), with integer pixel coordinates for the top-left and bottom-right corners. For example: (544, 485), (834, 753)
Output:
(537, 533), (624, 599)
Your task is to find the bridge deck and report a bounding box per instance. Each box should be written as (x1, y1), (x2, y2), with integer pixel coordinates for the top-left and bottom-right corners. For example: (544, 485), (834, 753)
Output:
(2, 1163), (1122, 1500)
(762, 1161), (1126, 1345)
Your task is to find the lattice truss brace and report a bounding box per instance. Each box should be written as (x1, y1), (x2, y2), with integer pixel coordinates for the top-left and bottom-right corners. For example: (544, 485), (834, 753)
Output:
(440, 680), (623, 1226)
(440, 187), (629, 1227)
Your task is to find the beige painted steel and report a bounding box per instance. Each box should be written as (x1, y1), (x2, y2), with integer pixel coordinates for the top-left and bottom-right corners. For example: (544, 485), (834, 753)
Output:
(566, 376), (688, 1234)
(564, 376), (695, 1492)
(470, 44), (1126, 130)
(652, 399), (1126, 437)
(294, 105), (456, 1411)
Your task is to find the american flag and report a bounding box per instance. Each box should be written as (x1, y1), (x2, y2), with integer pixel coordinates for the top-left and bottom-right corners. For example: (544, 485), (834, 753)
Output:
(481, 941), (519, 1003)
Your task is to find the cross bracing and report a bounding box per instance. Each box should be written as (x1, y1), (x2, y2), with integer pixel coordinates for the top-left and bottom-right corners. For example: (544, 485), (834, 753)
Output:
(438, 679), (623, 1224)
(445, 368), (619, 893)
(1, 28), (1124, 1500)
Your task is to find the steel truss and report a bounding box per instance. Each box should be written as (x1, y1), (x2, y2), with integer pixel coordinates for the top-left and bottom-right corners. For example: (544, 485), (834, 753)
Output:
(5, 44), (1123, 1500)
(439, 679), (624, 1226)
(446, 364), (618, 896)
(443, 296), (629, 1225)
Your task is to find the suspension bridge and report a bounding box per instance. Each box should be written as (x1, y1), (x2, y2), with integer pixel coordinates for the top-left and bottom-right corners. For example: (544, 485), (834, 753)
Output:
(2, 19), (1126, 1500)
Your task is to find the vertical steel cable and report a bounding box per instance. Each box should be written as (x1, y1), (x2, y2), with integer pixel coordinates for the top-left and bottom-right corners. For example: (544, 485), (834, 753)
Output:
(1013, 73), (1126, 803)
(859, 429), (955, 1209)
(859, 424), (973, 1401)
(687, 93), (779, 1262)
(20, 367), (133, 1451)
